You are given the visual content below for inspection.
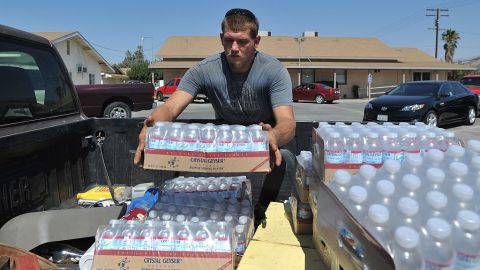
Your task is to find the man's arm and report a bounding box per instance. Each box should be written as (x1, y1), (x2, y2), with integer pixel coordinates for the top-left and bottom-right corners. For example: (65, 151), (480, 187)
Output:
(133, 90), (194, 165)
(261, 105), (296, 167)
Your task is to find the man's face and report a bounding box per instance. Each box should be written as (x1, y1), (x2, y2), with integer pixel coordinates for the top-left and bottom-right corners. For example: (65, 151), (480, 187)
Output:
(221, 26), (260, 73)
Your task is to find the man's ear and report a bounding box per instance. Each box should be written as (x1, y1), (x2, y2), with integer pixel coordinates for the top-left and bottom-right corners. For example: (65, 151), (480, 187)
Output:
(220, 33), (224, 45)
(254, 35), (261, 49)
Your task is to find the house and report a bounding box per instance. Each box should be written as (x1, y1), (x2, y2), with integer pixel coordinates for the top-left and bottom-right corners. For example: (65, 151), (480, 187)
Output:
(149, 32), (475, 98)
(33, 31), (127, 84)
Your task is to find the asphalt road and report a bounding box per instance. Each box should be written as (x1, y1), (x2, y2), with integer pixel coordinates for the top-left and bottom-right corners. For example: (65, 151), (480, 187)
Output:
(133, 99), (480, 142)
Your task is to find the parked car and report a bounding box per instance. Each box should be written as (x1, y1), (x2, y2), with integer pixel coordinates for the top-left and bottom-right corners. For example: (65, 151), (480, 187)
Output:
(292, 83), (340, 104)
(155, 77), (209, 102)
(75, 83), (155, 118)
(363, 81), (478, 126)
(460, 74), (480, 95)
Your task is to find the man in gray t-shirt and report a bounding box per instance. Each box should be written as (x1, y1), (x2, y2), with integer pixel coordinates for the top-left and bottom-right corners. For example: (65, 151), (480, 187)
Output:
(135, 8), (295, 211)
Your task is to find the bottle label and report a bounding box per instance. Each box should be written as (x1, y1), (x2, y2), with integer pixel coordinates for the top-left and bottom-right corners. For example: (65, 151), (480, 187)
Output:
(454, 251), (480, 269)
(235, 241), (246, 255)
(363, 150), (382, 164)
(217, 142), (233, 152)
(100, 236), (114, 250)
(424, 260), (452, 270)
(252, 140), (267, 151)
(383, 150), (404, 161)
(345, 150), (363, 164)
(149, 137), (167, 149)
(325, 149), (345, 164)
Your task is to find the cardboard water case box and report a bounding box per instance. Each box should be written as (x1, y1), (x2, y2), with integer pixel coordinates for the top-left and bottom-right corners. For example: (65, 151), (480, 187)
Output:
(294, 155), (312, 203)
(92, 250), (234, 270)
(311, 128), (382, 183)
(144, 149), (270, 173)
(314, 179), (394, 270)
(289, 195), (312, 235)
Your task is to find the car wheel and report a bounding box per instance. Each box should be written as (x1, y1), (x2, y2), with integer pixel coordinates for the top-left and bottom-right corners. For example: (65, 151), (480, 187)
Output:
(156, 92), (164, 101)
(423, 110), (438, 127)
(103, 101), (131, 118)
(466, 106), (476, 125)
(315, 95), (324, 104)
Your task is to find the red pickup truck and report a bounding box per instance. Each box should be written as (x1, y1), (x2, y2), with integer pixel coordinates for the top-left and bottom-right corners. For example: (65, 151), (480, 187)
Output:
(460, 75), (480, 94)
(75, 83), (156, 118)
(155, 77), (209, 102)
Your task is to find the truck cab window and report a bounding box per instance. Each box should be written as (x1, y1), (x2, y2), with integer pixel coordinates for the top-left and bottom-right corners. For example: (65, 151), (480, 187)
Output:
(0, 38), (78, 125)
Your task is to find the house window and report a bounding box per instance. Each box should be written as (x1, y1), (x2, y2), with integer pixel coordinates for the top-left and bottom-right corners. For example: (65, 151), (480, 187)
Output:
(335, 69), (347, 84)
(67, 40), (70, 55)
(413, 72), (431, 81)
(89, 74), (95, 85)
(301, 69), (315, 83)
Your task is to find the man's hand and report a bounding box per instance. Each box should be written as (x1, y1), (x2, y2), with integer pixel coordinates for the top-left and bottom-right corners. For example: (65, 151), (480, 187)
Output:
(260, 122), (282, 167)
(134, 116), (155, 165)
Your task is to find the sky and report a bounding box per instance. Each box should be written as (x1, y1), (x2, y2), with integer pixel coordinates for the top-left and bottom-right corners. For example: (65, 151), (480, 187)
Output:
(2, 0), (479, 65)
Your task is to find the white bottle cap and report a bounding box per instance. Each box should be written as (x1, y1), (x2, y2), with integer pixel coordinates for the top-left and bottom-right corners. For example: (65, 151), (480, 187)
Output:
(241, 199), (251, 207)
(196, 209), (205, 216)
(210, 212), (220, 220)
(447, 145), (465, 158)
(426, 149), (444, 163)
(394, 226), (419, 249)
(467, 139), (480, 152)
(383, 160), (401, 175)
(457, 210), (480, 231)
(443, 131), (455, 138)
(405, 132), (417, 138)
(190, 217), (200, 223)
(334, 170), (352, 185)
(235, 224), (245, 234)
(426, 218), (451, 239)
(398, 197), (419, 217)
(348, 186), (368, 204)
(472, 156), (480, 170)
(387, 132), (398, 139)
(148, 210), (158, 219)
(368, 204), (389, 224)
(348, 132), (360, 139)
(241, 207), (250, 215)
(220, 125), (231, 130)
(426, 132), (436, 138)
(224, 214), (233, 222)
(329, 132), (341, 138)
(402, 174), (421, 191)
(238, 216), (249, 225)
(367, 132), (379, 139)
(154, 121), (168, 127)
(161, 213), (171, 221)
(426, 168), (445, 184)
(426, 191), (448, 210)
(452, 183), (474, 201)
(405, 154), (423, 167)
(376, 180), (395, 197)
(359, 165), (377, 180)
(176, 214), (186, 223)
(449, 162), (468, 177)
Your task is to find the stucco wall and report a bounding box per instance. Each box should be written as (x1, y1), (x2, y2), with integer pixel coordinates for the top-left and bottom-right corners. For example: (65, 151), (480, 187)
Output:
(163, 69), (188, 83)
(55, 39), (103, 85)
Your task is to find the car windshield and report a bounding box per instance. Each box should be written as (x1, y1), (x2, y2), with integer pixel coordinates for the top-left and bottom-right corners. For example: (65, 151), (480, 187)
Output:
(460, 77), (480, 87)
(387, 83), (440, 97)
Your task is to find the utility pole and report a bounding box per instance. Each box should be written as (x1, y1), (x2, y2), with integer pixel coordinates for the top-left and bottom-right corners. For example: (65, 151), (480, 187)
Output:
(426, 8), (449, 59)
(294, 37), (305, 85)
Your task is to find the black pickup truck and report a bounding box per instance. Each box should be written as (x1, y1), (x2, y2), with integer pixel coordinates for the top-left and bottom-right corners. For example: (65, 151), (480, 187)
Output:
(0, 24), (309, 255)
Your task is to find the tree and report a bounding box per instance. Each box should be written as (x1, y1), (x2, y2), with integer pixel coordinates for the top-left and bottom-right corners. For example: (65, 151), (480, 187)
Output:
(442, 29), (460, 63)
(118, 46), (146, 68)
(127, 61), (150, 82)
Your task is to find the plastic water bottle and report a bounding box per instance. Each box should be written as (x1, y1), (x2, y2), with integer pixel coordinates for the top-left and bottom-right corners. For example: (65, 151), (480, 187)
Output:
(446, 145), (466, 164)
(140, 220), (160, 251)
(453, 210), (480, 270)
(383, 132), (403, 161)
(449, 161), (469, 184)
(216, 125), (233, 152)
(448, 184), (475, 222)
(393, 226), (423, 270)
(161, 213), (172, 221)
(356, 164), (377, 192)
(234, 224), (247, 258)
(363, 204), (392, 253)
(183, 124), (200, 151)
(401, 174), (421, 200)
(424, 191), (448, 222)
(346, 185), (368, 220)
(363, 132), (383, 165)
(147, 121), (169, 149)
(175, 223), (193, 251)
(120, 220), (141, 250)
(166, 123), (184, 150)
(425, 168), (446, 192)
(232, 125), (251, 152)
(249, 125), (268, 151)
(324, 132), (345, 164)
(465, 139), (480, 160)
(441, 131), (461, 151)
(401, 132), (421, 156)
(402, 154), (424, 176)
(214, 222), (232, 252)
(328, 169), (352, 199)
(396, 197), (421, 230)
(373, 180), (395, 209)
(199, 123), (217, 152)
(99, 219), (125, 250)
(345, 132), (363, 164)
(419, 131), (438, 156)
(376, 159), (401, 182)
(193, 222), (213, 252)
(422, 218), (454, 270)
(157, 221), (174, 251)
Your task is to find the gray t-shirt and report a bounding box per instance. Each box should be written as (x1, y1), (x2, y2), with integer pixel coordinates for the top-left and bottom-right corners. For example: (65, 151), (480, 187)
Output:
(178, 51), (292, 125)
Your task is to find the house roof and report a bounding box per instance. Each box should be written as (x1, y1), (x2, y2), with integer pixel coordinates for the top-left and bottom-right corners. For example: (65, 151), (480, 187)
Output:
(151, 35), (475, 71)
(34, 31), (115, 73)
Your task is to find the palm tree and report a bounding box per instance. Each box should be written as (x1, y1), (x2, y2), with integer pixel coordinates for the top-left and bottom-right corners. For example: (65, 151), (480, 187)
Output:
(442, 29), (460, 63)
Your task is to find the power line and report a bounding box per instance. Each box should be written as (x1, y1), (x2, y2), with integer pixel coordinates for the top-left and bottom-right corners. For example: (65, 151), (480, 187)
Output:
(426, 8), (449, 59)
